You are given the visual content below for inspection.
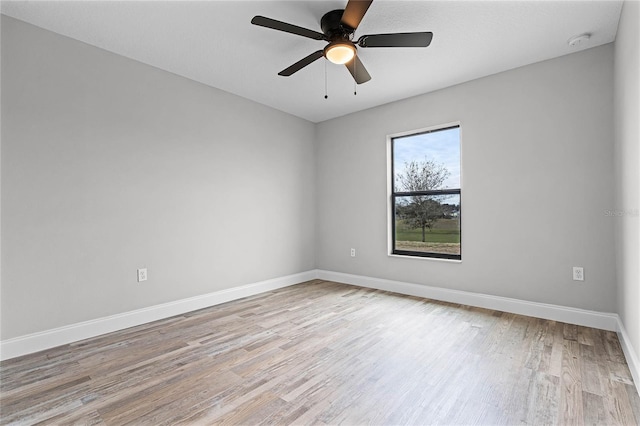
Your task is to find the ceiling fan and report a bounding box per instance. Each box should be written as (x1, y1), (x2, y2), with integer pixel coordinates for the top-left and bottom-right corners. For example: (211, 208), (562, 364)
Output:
(251, 0), (433, 84)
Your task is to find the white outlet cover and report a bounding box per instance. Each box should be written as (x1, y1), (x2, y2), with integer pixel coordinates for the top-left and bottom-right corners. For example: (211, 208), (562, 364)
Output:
(137, 268), (147, 282)
(572, 267), (584, 281)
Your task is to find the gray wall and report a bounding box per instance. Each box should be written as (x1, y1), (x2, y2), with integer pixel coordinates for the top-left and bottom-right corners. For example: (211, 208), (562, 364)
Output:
(614, 1), (640, 358)
(1, 16), (316, 339)
(0, 12), (627, 343)
(316, 44), (616, 312)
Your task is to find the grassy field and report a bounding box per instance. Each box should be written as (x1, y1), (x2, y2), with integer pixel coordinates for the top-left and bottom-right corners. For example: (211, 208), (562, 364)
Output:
(395, 218), (461, 254)
(395, 218), (460, 244)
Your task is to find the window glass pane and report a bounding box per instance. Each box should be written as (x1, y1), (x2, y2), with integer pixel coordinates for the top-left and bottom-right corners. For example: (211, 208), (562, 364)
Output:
(394, 194), (460, 256)
(393, 126), (460, 191)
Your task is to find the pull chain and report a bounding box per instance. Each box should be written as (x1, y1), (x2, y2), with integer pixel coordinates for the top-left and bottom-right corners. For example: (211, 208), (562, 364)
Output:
(353, 55), (357, 96)
(324, 60), (328, 99)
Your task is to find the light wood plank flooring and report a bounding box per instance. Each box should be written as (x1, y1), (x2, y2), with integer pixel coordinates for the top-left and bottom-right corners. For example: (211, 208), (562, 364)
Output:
(1, 280), (639, 425)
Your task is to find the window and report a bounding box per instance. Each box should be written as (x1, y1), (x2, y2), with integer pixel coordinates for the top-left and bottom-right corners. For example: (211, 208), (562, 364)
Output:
(390, 124), (461, 260)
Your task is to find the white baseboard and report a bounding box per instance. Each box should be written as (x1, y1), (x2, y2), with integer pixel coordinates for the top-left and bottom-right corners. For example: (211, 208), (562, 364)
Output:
(316, 270), (620, 331)
(617, 318), (640, 394)
(1, 269), (628, 368)
(0, 270), (316, 361)
(319, 270), (639, 395)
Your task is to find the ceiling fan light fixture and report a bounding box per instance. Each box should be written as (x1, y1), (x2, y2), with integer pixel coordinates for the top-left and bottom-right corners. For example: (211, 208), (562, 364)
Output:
(251, 0), (433, 85)
(324, 42), (356, 64)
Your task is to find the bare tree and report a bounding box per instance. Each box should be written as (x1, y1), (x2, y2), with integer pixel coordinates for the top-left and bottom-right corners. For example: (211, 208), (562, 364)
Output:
(396, 159), (450, 242)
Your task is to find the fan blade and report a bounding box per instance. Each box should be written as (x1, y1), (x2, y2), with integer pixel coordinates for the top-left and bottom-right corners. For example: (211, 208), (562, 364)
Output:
(278, 50), (324, 76)
(251, 16), (325, 40)
(341, 0), (373, 30)
(345, 55), (371, 84)
(358, 32), (433, 48)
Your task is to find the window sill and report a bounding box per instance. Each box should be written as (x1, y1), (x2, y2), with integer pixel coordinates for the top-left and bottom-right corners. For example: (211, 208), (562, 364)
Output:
(388, 253), (462, 263)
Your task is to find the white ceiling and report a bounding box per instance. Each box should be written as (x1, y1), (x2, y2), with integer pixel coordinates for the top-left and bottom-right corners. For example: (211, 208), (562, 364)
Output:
(1, 0), (623, 123)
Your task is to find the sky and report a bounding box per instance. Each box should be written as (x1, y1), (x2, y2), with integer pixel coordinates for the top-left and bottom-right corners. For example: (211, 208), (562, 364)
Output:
(393, 126), (460, 189)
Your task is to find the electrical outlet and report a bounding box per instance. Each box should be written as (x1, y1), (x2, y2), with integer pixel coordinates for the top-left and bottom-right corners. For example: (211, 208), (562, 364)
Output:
(350, 248), (356, 257)
(572, 267), (584, 281)
(137, 268), (148, 282)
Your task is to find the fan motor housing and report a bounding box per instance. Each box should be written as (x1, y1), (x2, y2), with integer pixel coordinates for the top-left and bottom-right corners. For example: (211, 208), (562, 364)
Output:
(321, 9), (354, 40)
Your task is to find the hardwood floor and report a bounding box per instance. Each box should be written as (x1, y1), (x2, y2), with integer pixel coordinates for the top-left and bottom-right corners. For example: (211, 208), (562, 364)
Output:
(1, 280), (639, 425)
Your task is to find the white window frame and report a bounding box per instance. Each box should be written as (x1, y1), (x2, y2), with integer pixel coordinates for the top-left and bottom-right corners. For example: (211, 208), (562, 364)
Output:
(387, 121), (463, 261)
